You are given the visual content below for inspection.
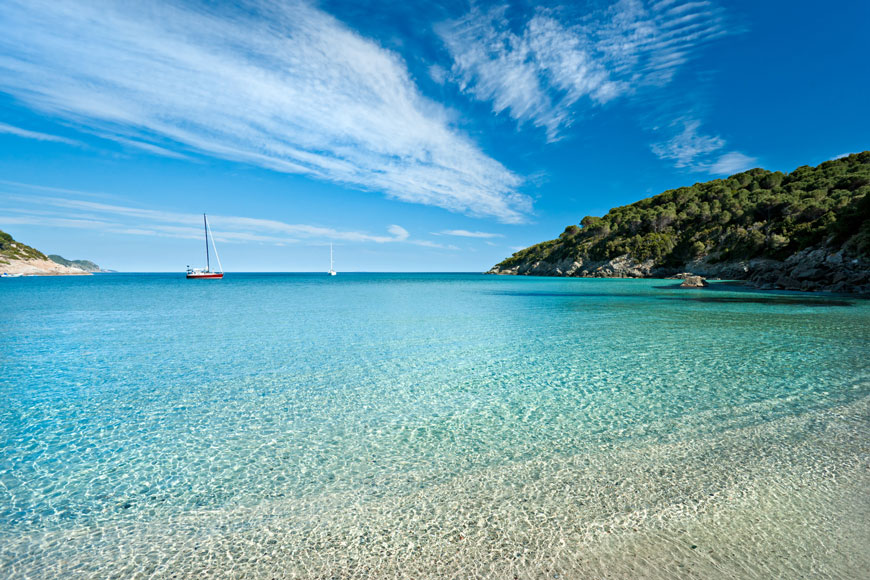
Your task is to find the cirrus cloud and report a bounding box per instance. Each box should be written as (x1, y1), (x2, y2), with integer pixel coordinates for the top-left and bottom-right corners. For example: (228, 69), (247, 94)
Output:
(650, 118), (756, 175)
(438, 0), (731, 141)
(0, 121), (83, 146)
(435, 229), (504, 238)
(0, 0), (530, 222)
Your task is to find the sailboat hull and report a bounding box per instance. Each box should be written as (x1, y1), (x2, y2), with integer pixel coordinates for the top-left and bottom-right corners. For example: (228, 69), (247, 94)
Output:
(186, 272), (224, 279)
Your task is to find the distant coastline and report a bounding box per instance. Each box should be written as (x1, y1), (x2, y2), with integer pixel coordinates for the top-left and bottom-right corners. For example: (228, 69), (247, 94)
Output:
(47, 254), (113, 273)
(0, 229), (106, 276)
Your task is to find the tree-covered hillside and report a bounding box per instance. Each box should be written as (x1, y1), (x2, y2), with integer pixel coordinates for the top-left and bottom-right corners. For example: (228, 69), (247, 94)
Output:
(0, 229), (48, 263)
(496, 152), (870, 272)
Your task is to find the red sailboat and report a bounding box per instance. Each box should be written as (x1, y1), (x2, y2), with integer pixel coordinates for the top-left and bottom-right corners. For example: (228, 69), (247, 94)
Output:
(186, 213), (224, 279)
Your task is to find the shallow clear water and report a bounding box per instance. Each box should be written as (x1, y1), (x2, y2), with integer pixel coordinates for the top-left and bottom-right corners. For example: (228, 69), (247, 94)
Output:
(1, 273), (868, 578)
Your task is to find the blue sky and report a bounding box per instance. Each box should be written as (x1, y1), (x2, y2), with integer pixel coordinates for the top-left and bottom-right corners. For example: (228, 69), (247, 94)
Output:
(0, 0), (867, 272)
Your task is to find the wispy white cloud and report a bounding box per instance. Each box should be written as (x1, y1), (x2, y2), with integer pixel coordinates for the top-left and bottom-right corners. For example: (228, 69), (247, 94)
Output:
(650, 118), (755, 175)
(708, 151), (756, 175)
(428, 64), (448, 85)
(387, 225), (410, 241)
(0, 180), (123, 201)
(439, 0), (729, 141)
(1, 183), (473, 252)
(650, 118), (723, 168)
(2, 195), (422, 245)
(0, 121), (82, 146)
(0, 0), (529, 222)
(96, 134), (191, 160)
(0, 215), (116, 230)
(435, 229), (504, 238)
(409, 240), (460, 250)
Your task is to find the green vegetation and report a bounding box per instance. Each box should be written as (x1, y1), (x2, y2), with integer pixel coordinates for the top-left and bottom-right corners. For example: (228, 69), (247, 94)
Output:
(0, 229), (47, 264)
(496, 151), (870, 270)
(48, 254), (101, 272)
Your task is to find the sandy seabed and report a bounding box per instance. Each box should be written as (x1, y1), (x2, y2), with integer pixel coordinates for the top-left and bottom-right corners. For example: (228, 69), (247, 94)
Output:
(3, 396), (868, 580)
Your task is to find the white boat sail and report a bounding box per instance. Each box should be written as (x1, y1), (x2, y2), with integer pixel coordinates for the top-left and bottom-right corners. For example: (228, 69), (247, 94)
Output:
(328, 243), (336, 276)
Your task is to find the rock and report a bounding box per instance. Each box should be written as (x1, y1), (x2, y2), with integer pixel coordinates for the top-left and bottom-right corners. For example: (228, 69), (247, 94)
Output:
(807, 248), (827, 263)
(793, 266), (822, 281)
(829, 281), (850, 294)
(680, 276), (708, 288)
(774, 274), (796, 289)
(831, 270), (849, 283)
(562, 260), (584, 276)
(826, 251), (844, 266)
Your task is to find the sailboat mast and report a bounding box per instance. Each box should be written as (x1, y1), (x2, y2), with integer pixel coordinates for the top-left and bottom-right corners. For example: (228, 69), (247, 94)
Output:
(330, 243), (333, 270)
(204, 213), (210, 272)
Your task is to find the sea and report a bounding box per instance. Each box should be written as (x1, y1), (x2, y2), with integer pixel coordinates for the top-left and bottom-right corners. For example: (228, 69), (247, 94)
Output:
(1, 273), (868, 578)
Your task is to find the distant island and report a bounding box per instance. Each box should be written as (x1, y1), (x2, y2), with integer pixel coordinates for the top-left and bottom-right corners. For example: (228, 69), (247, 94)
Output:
(0, 229), (108, 276)
(489, 152), (870, 293)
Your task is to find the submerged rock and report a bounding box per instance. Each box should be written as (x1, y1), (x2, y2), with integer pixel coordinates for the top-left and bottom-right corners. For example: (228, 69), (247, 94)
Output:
(680, 276), (708, 288)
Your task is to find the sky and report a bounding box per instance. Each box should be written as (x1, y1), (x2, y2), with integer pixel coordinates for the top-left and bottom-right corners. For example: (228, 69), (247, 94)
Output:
(0, 0), (867, 272)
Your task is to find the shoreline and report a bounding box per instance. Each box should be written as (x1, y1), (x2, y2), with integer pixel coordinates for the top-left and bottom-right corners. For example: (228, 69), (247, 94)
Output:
(486, 270), (870, 295)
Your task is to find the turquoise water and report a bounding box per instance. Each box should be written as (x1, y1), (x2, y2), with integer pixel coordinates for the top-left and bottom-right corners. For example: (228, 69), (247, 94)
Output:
(1, 273), (868, 578)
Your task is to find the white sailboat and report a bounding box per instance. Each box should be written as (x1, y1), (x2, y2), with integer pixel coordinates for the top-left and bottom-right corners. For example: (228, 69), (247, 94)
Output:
(186, 214), (224, 279)
(328, 243), (337, 276)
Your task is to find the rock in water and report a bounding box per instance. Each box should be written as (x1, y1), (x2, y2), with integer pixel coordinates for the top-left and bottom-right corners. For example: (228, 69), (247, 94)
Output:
(680, 275), (708, 288)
